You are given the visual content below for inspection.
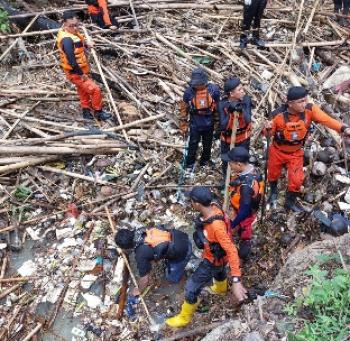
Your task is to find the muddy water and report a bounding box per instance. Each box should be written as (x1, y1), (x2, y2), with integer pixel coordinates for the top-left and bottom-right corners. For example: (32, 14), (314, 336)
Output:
(8, 240), (82, 341)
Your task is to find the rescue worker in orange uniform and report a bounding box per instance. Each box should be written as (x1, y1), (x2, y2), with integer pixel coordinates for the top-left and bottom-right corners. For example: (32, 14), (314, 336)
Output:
(179, 68), (220, 169)
(114, 225), (191, 296)
(166, 187), (247, 328)
(85, 0), (118, 29)
(219, 77), (252, 177)
(222, 147), (262, 260)
(267, 86), (350, 212)
(57, 11), (111, 120)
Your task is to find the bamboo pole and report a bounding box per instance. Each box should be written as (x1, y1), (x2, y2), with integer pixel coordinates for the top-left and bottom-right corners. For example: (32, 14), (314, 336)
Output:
(38, 166), (118, 186)
(22, 324), (43, 341)
(0, 146), (124, 156)
(105, 208), (154, 325)
(105, 113), (165, 132)
(0, 283), (22, 300)
(129, 0), (140, 29)
(3, 101), (41, 139)
(0, 14), (39, 62)
(0, 156), (58, 174)
(81, 26), (129, 142)
(302, 0), (320, 36)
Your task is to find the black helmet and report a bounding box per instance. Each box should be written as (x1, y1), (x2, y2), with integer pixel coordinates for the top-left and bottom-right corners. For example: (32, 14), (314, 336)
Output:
(189, 68), (208, 87)
(224, 77), (240, 93)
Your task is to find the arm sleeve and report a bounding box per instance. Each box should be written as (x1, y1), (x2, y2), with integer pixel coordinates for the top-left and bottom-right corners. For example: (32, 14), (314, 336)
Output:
(311, 104), (343, 132)
(135, 245), (154, 277)
(213, 223), (241, 277)
(209, 84), (221, 103)
(61, 37), (83, 75)
(241, 95), (252, 124)
(218, 101), (229, 132)
(231, 185), (253, 228)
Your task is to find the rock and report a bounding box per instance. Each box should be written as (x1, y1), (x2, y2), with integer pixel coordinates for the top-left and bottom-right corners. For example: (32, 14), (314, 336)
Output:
(118, 102), (140, 122)
(57, 238), (77, 250)
(242, 331), (264, 341)
(312, 161), (327, 176)
(201, 320), (245, 341)
(95, 158), (114, 167)
(321, 201), (333, 213)
(17, 260), (37, 277)
(82, 293), (102, 309)
(316, 149), (333, 163)
(100, 186), (113, 197)
(56, 227), (74, 240)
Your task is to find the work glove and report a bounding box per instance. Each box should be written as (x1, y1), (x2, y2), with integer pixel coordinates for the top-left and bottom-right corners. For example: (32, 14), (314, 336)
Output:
(244, 0), (252, 6)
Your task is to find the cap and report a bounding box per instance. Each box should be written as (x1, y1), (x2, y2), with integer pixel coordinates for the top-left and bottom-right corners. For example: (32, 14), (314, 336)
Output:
(185, 186), (213, 205)
(287, 86), (308, 101)
(222, 147), (250, 163)
(224, 77), (241, 93)
(189, 68), (208, 87)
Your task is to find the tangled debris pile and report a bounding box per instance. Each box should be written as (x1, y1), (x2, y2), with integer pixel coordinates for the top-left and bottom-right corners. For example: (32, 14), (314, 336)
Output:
(0, 0), (350, 340)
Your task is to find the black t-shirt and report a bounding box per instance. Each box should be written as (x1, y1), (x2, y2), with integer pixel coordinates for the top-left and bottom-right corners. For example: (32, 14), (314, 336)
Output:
(134, 243), (164, 277)
(134, 229), (189, 277)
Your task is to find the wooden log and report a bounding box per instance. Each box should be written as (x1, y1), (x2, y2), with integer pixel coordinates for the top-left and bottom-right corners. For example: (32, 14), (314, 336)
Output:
(0, 155), (58, 174)
(38, 165), (118, 186)
(0, 283), (22, 300)
(158, 320), (233, 341)
(0, 146), (125, 156)
(105, 113), (165, 132)
(22, 323), (42, 341)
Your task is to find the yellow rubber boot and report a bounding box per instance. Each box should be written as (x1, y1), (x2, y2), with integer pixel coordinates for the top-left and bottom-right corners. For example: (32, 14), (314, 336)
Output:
(165, 300), (199, 328)
(209, 279), (228, 294)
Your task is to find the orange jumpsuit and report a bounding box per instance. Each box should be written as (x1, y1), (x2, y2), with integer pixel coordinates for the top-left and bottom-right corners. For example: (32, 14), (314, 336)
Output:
(268, 104), (344, 192)
(56, 28), (103, 111)
(87, 0), (113, 28)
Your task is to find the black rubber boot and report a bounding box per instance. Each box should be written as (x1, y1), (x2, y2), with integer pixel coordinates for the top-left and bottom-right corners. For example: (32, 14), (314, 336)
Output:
(267, 181), (278, 206)
(251, 31), (266, 49)
(82, 108), (94, 120)
(95, 109), (112, 121)
(239, 34), (248, 49)
(285, 191), (304, 213)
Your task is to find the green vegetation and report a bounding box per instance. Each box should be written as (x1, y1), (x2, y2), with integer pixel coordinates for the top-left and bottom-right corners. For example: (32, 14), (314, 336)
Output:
(286, 257), (350, 341)
(0, 9), (10, 33)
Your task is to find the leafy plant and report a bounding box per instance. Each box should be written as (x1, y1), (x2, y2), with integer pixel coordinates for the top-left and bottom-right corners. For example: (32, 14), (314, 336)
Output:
(0, 9), (10, 33)
(286, 264), (350, 341)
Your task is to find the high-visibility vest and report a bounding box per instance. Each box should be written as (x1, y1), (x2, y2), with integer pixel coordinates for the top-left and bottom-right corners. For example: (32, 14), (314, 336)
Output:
(144, 228), (171, 248)
(56, 29), (89, 74)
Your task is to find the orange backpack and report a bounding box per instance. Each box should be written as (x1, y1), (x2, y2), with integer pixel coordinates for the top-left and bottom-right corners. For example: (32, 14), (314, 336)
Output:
(191, 88), (215, 115)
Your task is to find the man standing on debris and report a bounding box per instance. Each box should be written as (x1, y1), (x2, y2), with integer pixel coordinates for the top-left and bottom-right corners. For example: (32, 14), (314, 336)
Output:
(166, 187), (247, 328)
(222, 147), (262, 260)
(114, 225), (191, 296)
(240, 0), (268, 48)
(85, 0), (118, 29)
(219, 77), (252, 177)
(57, 10), (111, 120)
(267, 86), (350, 212)
(179, 68), (220, 170)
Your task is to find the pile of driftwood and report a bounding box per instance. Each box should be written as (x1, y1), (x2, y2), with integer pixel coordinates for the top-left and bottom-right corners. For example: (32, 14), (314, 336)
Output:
(0, 0), (350, 340)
